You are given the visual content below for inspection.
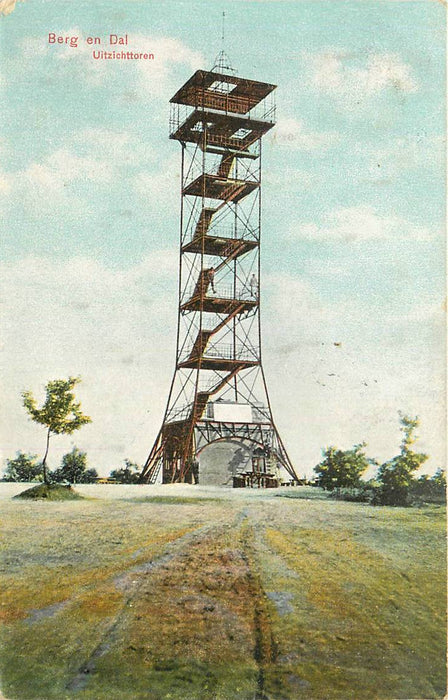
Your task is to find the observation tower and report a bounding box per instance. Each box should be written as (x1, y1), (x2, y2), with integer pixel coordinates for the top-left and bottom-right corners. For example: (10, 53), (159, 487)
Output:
(140, 53), (298, 487)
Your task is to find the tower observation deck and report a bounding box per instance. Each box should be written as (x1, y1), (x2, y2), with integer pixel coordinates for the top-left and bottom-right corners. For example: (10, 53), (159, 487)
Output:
(140, 65), (298, 486)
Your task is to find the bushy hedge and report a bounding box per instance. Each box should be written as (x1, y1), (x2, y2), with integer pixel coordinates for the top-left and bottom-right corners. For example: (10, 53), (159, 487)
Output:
(330, 476), (446, 507)
(330, 486), (377, 503)
(319, 415), (446, 508)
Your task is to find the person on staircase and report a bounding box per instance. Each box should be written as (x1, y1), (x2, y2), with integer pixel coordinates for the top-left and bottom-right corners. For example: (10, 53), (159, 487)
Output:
(208, 267), (216, 294)
(249, 273), (258, 298)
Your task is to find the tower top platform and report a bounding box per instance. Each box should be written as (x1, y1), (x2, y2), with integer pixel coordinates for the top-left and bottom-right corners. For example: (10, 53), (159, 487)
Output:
(170, 69), (276, 115)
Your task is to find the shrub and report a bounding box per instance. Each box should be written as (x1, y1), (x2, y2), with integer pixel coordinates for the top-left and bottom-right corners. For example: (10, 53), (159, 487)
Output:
(51, 448), (98, 484)
(409, 469), (446, 505)
(330, 485), (378, 503)
(109, 459), (142, 484)
(314, 443), (375, 491)
(2, 452), (42, 482)
(376, 414), (428, 507)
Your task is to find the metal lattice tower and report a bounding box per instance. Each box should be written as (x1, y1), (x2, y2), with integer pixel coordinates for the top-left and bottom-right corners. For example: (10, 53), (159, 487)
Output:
(140, 63), (298, 486)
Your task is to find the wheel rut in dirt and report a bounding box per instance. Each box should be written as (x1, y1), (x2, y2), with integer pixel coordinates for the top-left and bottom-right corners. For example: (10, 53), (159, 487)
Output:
(239, 517), (278, 700)
(66, 508), (278, 698)
(66, 521), (220, 692)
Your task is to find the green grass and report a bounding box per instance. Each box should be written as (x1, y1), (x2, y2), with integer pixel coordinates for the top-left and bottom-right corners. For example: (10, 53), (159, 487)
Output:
(275, 485), (330, 500)
(126, 496), (222, 505)
(0, 492), (445, 699)
(257, 504), (446, 698)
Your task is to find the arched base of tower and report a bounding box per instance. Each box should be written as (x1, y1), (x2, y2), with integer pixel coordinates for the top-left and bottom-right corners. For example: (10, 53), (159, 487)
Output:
(140, 419), (299, 486)
(197, 439), (251, 487)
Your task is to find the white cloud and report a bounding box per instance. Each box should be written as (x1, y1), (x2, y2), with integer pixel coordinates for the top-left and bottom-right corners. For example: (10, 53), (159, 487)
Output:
(1, 130), (155, 213)
(365, 135), (446, 179)
(9, 147), (113, 213)
(264, 166), (315, 189)
(46, 26), (108, 86)
(294, 205), (434, 243)
(133, 154), (179, 211)
(399, 297), (447, 325)
(132, 36), (204, 97)
(74, 128), (154, 167)
(273, 117), (337, 150)
(305, 50), (418, 107)
(29, 148), (112, 186)
(0, 127), (179, 226)
(365, 53), (418, 93)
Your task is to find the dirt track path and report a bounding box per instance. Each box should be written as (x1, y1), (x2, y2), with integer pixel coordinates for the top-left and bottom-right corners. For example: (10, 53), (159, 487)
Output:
(68, 507), (281, 700)
(2, 493), (444, 700)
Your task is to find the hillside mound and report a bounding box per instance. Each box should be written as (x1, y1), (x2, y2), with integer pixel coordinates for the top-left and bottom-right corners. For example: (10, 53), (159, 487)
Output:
(13, 484), (84, 500)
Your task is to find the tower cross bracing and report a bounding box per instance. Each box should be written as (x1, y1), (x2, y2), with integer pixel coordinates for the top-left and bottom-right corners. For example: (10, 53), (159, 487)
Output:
(140, 66), (298, 486)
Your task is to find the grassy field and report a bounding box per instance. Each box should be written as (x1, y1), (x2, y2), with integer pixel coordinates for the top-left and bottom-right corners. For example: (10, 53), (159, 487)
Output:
(0, 484), (445, 700)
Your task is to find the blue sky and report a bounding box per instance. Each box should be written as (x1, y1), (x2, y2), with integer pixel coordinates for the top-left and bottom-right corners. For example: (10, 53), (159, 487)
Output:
(0, 0), (445, 476)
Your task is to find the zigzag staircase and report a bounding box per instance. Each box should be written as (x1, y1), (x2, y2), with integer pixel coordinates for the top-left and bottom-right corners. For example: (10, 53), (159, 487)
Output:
(142, 148), (261, 485)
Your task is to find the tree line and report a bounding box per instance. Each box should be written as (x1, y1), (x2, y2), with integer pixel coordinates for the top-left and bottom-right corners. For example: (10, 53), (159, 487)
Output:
(2, 450), (142, 485)
(312, 413), (446, 506)
(1, 376), (142, 486)
(3, 448), (98, 484)
(2, 376), (446, 503)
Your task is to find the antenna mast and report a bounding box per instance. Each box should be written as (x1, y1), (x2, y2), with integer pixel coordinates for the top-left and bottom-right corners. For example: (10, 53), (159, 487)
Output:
(212, 11), (235, 75)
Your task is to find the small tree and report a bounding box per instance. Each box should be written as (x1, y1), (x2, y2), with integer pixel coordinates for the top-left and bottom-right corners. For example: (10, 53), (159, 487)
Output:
(109, 459), (141, 484)
(51, 447), (97, 484)
(22, 377), (91, 484)
(314, 443), (373, 491)
(2, 452), (42, 482)
(377, 413), (428, 506)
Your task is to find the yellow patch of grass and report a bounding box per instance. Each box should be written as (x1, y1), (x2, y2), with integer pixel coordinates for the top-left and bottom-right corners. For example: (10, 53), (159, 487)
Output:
(74, 587), (124, 620)
(258, 509), (446, 699)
